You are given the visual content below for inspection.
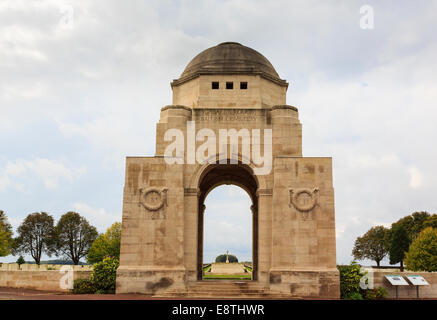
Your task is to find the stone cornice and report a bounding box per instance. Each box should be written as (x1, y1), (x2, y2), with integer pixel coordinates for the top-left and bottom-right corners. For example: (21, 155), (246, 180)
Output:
(271, 105), (298, 112)
(161, 105), (192, 112)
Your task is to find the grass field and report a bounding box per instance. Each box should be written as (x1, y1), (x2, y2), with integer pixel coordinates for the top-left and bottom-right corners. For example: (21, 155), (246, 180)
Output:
(203, 274), (252, 280)
(201, 263), (253, 280)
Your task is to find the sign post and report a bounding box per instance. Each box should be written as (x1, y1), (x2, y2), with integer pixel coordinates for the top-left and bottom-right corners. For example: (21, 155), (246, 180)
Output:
(385, 275), (409, 299)
(406, 275), (429, 299)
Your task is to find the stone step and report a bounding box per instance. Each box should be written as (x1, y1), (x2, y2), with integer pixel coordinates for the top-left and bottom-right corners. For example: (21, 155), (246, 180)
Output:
(153, 292), (295, 299)
(188, 281), (264, 286)
(188, 288), (269, 292)
(188, 288), (269, 293)
(152, 281), (285, 298)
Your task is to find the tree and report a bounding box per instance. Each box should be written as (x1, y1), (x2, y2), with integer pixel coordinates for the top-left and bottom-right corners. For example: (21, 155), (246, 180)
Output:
(12, 212), (55, 265)
(16, 255), (25, 265)
(0, 210), (13, 257)
(394, 211), (431, 241)
(215, 254), (238, 263)
(54, 212), (98, 265)
(423, 214), (437, 229)
(405, 227), (437, 272)
(388, 224), (410, 271)
(87, 222), (121, 264)
(352, 226), (389, 267)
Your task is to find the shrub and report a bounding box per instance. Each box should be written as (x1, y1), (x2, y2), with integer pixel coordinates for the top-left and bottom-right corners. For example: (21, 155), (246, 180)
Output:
(337, 261), (365, 299)
(375, 286), (388, 299)
(343, 292), (363, 300)
(363, 286), (388, 300)
(91, 256), (119, 293)
(345, 292), (363, 300)
(72, 278), (96, 294)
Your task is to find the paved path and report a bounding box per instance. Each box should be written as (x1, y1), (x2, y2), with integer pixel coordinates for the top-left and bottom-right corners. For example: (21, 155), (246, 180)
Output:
(209, 263), (246, 274)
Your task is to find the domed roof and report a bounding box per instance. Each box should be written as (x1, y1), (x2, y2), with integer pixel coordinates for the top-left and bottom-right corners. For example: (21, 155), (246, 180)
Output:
(171, 42), (287, 87)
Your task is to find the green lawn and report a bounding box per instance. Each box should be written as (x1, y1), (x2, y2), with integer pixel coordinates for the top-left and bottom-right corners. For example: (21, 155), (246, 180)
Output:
(203, 274), (252, 280)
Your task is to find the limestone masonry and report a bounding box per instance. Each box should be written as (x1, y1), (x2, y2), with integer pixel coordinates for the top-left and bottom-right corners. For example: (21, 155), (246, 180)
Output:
(116, 42), (340, 298)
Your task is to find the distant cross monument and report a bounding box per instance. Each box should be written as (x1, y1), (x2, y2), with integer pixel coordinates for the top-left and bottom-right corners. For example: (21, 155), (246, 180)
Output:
(225, 250), (229, 264)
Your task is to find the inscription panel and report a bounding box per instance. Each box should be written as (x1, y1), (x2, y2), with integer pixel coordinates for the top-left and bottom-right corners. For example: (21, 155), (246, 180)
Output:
(194, 109), (266, 122)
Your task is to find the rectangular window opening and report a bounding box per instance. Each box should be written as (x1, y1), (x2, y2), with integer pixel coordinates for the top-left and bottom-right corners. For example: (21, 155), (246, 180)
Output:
(240, 82), (248, 89)
(212, 82), (219, 89)
(226, 82), (233, 89)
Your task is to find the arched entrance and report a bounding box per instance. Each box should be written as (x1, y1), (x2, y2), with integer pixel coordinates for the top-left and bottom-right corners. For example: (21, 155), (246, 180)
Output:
(196, 163), (259, 281)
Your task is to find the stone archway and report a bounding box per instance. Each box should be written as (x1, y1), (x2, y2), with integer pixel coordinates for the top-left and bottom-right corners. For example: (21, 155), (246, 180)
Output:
(196, 163), (259, 281)
(116, 42), (340, 298)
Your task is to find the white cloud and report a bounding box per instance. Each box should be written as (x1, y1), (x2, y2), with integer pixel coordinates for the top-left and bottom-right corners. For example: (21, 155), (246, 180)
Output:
(0, 158), (85, 191)
(408, 166), (423, 189)
(71, 202), (120, 233)
(336, 224), (346, 239)
(204, 185), (252, 262)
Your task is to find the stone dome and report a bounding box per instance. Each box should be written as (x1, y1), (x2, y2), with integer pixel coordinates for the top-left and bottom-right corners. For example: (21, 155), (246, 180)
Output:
(172, 42), (287, 87)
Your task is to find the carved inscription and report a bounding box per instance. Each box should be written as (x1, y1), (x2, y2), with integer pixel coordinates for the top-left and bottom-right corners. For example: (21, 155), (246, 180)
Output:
(195, 109), (256, 122)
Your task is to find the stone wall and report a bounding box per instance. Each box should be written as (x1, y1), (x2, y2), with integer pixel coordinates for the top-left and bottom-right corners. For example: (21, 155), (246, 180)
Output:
(369, 269), (437, 299)
(0, 263), (92, 292)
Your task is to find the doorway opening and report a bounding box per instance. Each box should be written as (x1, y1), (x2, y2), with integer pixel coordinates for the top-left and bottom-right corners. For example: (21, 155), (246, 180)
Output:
(196, 164), (258, 281)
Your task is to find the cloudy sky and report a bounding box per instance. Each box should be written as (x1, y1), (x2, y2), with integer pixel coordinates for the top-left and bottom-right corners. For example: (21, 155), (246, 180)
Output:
(1, 0), (437, 265)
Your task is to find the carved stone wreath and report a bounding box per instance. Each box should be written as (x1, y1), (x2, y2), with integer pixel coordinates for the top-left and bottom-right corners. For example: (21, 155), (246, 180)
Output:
(289, 187), (319, 212)
(139, 187), (168, 211)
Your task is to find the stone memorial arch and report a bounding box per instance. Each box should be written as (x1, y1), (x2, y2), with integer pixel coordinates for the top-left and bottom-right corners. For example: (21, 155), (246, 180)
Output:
(116, 42), (340, 298)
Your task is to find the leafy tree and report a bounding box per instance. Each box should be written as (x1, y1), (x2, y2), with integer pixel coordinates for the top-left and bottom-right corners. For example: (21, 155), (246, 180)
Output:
(215, 254), (238, 263)
(0, 210), (13, 257)
(394, 211), (432, 241)
(352, 226), (389, 267)
(12, 212), (55, 265)
(16, 255), (25, 265)
(405, 227), (437, 272)
(87, 222), (121, 264)
(54, 212), (98, 265)
(388, 224), (410, 271)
